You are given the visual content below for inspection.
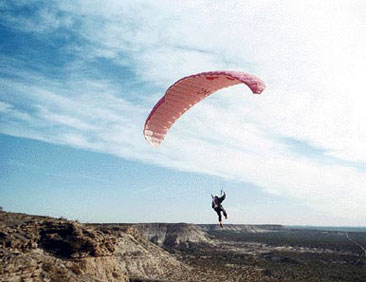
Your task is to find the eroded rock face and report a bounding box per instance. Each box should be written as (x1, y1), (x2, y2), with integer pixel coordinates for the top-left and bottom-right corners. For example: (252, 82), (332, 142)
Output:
(0, 212), (201, 282)
(0, 211), (128, 282)
(94, 225), (193, 281)
(1, 211), (285, 282)
(131, 223), (211, 248)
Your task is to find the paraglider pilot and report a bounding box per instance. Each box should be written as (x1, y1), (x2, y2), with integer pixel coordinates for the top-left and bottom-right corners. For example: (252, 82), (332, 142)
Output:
(211, 190), (228, 228)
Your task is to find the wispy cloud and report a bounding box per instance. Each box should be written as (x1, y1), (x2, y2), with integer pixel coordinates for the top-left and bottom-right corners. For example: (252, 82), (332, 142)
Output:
(1, 0), (365, 224)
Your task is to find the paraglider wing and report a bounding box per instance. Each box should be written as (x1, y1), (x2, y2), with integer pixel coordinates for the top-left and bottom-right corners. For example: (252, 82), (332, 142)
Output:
(143, 70), (265, 147)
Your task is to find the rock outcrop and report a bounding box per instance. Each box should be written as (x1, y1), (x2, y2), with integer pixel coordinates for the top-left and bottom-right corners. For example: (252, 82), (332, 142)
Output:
(0, 211), (286, 282)
(0, 211), (128, 282)
(0, 212), (197, 282)
(94, 225), (193, 281)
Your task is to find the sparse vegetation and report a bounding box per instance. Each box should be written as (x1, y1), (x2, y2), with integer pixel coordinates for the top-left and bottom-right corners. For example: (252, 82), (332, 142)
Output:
(169, 227), (366, 282)
(2, 212), (365, 282)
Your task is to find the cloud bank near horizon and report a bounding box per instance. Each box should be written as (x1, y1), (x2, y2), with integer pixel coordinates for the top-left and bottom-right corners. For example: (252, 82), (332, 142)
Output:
(1, 0), (366, 224)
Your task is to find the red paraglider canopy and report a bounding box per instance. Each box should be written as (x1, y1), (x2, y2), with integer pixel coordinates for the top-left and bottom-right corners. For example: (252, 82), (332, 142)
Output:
(144, 70), (265, 147)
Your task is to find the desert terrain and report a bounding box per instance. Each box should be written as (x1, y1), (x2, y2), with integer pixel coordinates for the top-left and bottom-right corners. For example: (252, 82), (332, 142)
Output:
(1, 210), (365, 281)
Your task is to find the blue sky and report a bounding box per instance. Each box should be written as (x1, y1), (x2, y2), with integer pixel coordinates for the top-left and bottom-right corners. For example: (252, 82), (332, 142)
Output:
(1, 1), (365, 225)
(1, 133), (311, 224)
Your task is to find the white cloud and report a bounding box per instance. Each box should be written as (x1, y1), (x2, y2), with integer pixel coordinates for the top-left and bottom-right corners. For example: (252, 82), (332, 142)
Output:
(1, 0), (366, 225)
(0, 101), (12, 112)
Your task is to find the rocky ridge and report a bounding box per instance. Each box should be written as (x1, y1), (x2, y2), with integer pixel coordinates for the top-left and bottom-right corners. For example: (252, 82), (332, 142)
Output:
(95, 224), (193, 281)
(1, 211), (285, 282)
(0, 211), (128, 282)
(133, 223), (211, 248)
(0, 212), (210, 282)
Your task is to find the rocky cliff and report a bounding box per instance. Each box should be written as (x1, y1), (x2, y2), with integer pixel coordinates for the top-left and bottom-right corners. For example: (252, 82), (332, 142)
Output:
(0, 212), (194, 282)
(95, 223), (212, 249)
(94, 224), (193, 281)
(133, 223), (211, 248)
(1, 211), (283, 282)
(0, 211), (128, 282)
